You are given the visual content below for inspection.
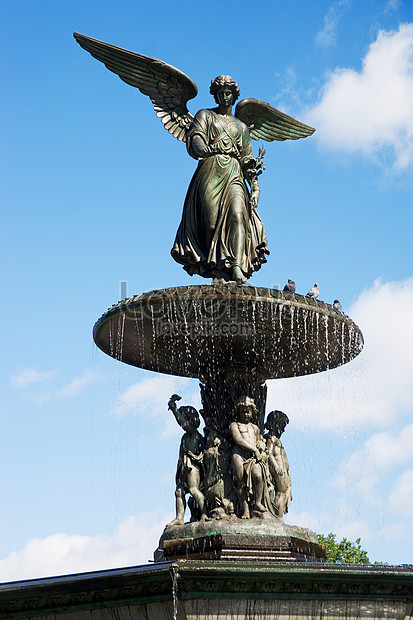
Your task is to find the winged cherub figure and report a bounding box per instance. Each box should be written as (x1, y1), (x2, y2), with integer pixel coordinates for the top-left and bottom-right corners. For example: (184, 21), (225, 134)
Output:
(74, 33), (315, 284)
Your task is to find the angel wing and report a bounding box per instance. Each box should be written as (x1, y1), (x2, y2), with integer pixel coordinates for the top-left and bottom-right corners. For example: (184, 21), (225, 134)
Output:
(235, 98), (315, 142)
(73, 33), (198, 142)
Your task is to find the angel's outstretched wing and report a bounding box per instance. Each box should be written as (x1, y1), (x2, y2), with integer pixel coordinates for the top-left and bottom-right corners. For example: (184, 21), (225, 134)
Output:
(73, 33), (197, 142)
(235, 98), (315, 142)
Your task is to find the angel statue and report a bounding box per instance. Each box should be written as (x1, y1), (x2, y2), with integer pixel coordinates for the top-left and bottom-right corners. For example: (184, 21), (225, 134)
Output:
(74, 33), (315, 284)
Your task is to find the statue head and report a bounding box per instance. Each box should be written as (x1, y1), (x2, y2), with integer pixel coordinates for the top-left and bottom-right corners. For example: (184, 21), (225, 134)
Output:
(210, 75), (240, 104)
(233, 396), (257, 423)
(206, 429), (221, 449)
(180, 405), (200, 430)
(265, 410), (289, 436)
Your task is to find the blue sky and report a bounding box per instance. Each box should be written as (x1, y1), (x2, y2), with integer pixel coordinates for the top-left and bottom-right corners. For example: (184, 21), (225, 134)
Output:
(1, 0), (413, 579)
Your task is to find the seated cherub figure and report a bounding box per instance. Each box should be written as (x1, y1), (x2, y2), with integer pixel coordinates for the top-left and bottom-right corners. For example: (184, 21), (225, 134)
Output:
(167, 394), (207, 527)
(264, 410), (292, 518)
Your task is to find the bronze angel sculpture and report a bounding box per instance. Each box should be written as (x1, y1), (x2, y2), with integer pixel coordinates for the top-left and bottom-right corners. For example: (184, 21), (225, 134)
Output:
(74, 33), (315, 284)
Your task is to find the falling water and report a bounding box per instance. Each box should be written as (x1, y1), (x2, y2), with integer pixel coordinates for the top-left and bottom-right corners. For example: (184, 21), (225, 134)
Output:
(134, 306), (146, 367)
(108, 317), (114, 358)
(149, 305), (159, 371)
(341, 320), (346, 366)
(115, 312), (125, 362)
(289, 304), (295, 357)
(170, 564), (179, 620)
(303, 307), (308, 346)
(323, 314), (330, 370)
(250, 294), (257, 363)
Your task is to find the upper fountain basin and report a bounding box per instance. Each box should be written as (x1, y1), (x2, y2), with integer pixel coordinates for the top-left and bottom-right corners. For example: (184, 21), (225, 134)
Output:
(93, 283), (363, 380)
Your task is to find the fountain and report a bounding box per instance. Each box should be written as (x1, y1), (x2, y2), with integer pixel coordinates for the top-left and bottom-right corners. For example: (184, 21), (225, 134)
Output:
(69, 31), (365, 568)
(3, 32), (411, 620)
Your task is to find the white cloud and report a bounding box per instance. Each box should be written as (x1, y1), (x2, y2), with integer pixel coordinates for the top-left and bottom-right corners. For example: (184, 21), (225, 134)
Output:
(389, 469), (413, 516)
(114, 374), (187, 417)
(267, 277), (413, 431)
(328, 519), (372, 543)
(315, 0), (351, 48)
(113, 374), (199, 438)
(379, 521), (410, 543)
(334, 423), (413, 500)
(273, 66), (301, 111)
(308, 23), (413, 170)
(11, 367), (100, 399)
(56, 369), (98, 398)
(0, 511), (172, 582)
(30, 369), (101, 404)
(288, 508), (371, 543)
(11, 367), (57, 389)
(385, 0), (401, 12)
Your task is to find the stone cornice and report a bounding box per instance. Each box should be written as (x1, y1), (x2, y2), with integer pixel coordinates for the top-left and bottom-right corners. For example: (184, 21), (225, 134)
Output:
(0, 561), (412, 618)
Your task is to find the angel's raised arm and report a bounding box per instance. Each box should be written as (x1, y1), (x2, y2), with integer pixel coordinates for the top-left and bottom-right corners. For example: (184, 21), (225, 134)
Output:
(73, 33), (198, 142)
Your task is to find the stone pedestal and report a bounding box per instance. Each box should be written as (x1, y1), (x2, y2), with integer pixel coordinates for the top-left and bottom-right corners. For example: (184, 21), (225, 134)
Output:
(160, 533), (325, 562)
(155, 517), (326, 563)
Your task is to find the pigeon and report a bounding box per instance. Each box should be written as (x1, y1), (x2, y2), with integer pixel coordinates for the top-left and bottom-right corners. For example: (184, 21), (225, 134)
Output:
(283, 279), (296, 293)
(306, 283), (319, 300)
(333, 299), (342, 312)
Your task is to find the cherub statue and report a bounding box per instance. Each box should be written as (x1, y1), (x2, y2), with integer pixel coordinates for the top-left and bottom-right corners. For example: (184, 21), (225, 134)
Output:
(203, 428), (235, 520)
(74, 34), (315, 284)
(166, 394), (207, 527)
(229, 396), (276, 519)
(264, 410), (292, 518)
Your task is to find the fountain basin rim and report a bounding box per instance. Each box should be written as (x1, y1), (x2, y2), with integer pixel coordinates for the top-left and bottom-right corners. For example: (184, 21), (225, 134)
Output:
(93, 283), (359, 332)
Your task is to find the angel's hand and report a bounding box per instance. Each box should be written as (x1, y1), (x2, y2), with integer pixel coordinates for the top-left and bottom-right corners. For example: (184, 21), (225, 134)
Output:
(243, 155), (258, 170)
(250, 187), (260, 209)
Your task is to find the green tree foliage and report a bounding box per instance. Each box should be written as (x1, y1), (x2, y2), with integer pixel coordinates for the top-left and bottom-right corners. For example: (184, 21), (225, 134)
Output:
(317, 533), (370, 564)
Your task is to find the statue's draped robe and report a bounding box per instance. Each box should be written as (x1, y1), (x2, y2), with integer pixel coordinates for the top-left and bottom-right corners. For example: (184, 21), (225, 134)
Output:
(231, 422), (278, 519)
(267, 435), (292, 516)
(171, 108), (269, 279)
(175, 432), (204, 491)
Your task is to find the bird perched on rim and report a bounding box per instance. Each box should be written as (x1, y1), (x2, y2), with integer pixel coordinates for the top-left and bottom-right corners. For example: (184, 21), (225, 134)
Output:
(306, 283), (319, 299)
(283, 279), (296, 293)
(333, 299), (342, 311)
